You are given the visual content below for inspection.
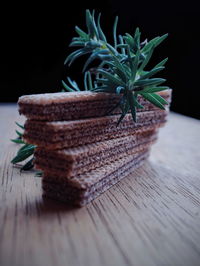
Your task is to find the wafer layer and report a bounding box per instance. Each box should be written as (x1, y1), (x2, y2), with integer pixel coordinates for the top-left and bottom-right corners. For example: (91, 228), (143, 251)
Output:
(35, 129), (157, 177)
(18, 90), (171, 121)
(24, 110), (167, 149)
(42, 151), (149, 206)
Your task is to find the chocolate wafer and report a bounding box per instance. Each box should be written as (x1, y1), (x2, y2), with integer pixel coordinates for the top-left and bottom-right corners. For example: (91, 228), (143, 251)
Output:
(42, 150), (149, 206)
(24, 110), (167, 149)
(35, 129), (157, 178)
(18, 90), (171, 121)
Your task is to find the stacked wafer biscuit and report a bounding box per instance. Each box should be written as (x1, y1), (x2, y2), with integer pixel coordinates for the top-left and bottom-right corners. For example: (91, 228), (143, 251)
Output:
(18, 90), (171, 206)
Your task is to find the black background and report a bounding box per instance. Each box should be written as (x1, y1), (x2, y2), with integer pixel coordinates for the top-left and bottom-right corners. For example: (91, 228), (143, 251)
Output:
(1, 0), (200, 119)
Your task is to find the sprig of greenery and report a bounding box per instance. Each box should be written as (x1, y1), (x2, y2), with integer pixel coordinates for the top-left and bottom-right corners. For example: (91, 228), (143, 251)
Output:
(11, 122), (36, 171)
(65, 9), (169, 123)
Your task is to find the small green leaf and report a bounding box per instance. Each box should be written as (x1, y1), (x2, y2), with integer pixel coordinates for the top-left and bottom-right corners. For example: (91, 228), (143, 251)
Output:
(134, 78), (166, 87)
(139, 92), (166, 109)
(113, 16), (118, 49)
(75, 26), (88, 39)
(150, 93), (169, 105)
(141, 86), (169, 93)
(69, 41), (85, 47)
(97, 13), (107, 41)
(117, 97), (130, 126)
(62, 80), (75, 92)
(11, 148), (35, 164)
(140, 66), (165, 79)
(11, 138), (25, 144)
(82, 49), (108, 72)
(97, 69), (125, 87)
(127, 92), (137, 122)
(67, 77), (80, 91)
(131, 50), (140, 81)
(16, 130), (23, 137)
(118, 35), (126, 55)
(139, 45), (154, 72)
(154, 58), (168, 68)
(15, 122), (24, 130)
(21, 158), (34, 171)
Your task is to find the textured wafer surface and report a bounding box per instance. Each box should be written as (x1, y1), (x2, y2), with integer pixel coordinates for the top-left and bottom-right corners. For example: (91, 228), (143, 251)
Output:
(24, 110), (167, 149)
(18, 90), (172, 121)
(42, 151), (149, 206)
(35, 130), (157, 177)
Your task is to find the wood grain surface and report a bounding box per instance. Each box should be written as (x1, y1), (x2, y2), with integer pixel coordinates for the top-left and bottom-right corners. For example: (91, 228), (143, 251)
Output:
(0, 104), (200, 266)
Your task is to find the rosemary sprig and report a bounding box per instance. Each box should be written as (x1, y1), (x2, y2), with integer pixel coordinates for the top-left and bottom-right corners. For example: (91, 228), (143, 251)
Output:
(65, 9), (169, 123)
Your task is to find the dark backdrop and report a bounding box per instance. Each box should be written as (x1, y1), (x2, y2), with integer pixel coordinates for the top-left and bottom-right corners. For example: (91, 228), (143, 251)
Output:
(1, 0), (200, 119)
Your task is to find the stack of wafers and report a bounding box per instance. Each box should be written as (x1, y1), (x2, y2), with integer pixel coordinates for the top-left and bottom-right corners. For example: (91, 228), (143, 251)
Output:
(18, 90), (171, 206)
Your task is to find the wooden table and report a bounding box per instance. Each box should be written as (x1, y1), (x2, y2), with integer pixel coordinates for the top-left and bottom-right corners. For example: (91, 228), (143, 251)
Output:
(0, 104), (200, 266)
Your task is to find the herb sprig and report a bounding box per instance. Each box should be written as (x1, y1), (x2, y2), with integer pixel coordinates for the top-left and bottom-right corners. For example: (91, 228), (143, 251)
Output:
(63, 9), (169, 123)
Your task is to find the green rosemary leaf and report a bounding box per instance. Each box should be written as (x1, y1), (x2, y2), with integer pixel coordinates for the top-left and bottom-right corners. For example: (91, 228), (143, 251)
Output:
(133, 27), (141, 52)
(117, 97), (130, 126)
(94, 86), (115, 93)
(131, 50), (140, 81)
(75, 26), (88, 40)
(117, 44), (129, 49)
(17, 144), (35, 154)
(150, 93), (169, 105)
(21, 158), (34, 171)
(91, 10), (99, 40)
(11, 146), (35, 164)
(142, 34), (168, 54)
(82, 49), (108, 72)
(86, 9), (98, 39)
(84, 72), (89, 90)
(84, 71), (93, 91)
(140, 66), (165, 79)
(15, 130), (23, 137)
(62, 80), (75, 92)
(113, 16), (118, 49)
(87, 71), (93, 90)
(15, 122), (24, 130)
(11, 138), (25, 144)
(67, 77), (80, 91)
(97, 13), (107, 42)
(104, 59), (127, 82)
(105, 43), (118, 56)
(68, 49), (91, 66)
(139, 92), (165, 109)
(134, 78), (166, 87)
(127, 92), (137, 122)
(124, 33), (134, 49)
(118, 35), (125, 55)
(141, 86), (169, 93)
(69, 41), (86, 47)
(97, 69), (125, 87)
(139, 45), (154, 72)
(65, 49), (91, 66)
(154, 58), (168, 68)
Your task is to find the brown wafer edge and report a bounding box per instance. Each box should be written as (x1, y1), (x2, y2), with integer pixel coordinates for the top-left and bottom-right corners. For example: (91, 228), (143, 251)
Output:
(42, 151), (149, 206)
(23, 110), (167, 149)
(34, 132), (157, 177)
(18, 90), (172, 121)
